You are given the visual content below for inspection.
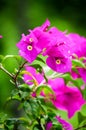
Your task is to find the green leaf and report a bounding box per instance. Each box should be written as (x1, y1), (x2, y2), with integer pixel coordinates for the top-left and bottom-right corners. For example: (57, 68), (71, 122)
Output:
(0, 113), (7, 124)
(36, 56), (45, 64)
(78, 112), (86, 124)
(4, 118), (18, 130)
(23, 99), (40, 119)
(0, 55), (4, 63)
(71, 78), (84, 88)
(2, 55), (22, 64)
(72, 59), (85, 68)
(30, 64), (43, 73)
(36, 85), (54, 96)
(18, 117), (30, 126)
(61, 73), (72, 84)
(82, 87), (86, 100)
(18, 84), (31, 92)
(61, 73), (84, 88)
(50, 117), (62, 130)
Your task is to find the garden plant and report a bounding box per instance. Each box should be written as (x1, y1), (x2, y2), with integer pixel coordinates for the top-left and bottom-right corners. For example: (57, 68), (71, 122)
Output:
(0, 19), (86, 130)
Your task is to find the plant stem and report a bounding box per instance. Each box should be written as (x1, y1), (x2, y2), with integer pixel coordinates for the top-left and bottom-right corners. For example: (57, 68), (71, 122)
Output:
(0, 61), (27, 88)
(74, 124), (86, 130)
(13, 61), (27, 87)
(0, 63), (14, 78)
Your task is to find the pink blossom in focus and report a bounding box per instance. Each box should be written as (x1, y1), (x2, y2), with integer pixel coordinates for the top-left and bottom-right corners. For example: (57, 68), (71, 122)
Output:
(17, 19), (50, 63)
(67, 33), (86, 57)
(45, 46), (72, 73)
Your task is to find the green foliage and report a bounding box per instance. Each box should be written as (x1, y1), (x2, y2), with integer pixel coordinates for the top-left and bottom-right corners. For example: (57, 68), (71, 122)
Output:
(0, 53), (86, 130)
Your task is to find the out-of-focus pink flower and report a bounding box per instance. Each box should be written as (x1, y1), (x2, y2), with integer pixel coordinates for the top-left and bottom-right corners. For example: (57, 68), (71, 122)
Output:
(56, 116), (73, 130)
(48, 78), (85, 118)
(46, 122), (52, 130)
(78, 68), (86, 83)
(71, 67), (86, 83)
(0, 35), (3, 38)
(46, 116), (73, 130)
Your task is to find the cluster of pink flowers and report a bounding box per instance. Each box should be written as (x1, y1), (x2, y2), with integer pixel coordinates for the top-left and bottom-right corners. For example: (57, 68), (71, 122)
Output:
(17, 19), (86, 74)
(17, 19), (86, 129)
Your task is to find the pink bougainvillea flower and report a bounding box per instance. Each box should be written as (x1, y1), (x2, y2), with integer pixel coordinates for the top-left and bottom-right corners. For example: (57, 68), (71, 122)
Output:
(17, 19), (52, 63)
(16, 32), (41, 63)
(48, 78), (85, 118)
(56, 116), (73, 130)
(46, 122), (52, 130)
(23, 66), (44, 85)
(78, 68), (86, 83)
(45, 46), (72, 73)
(67, 33), (86, 57)
(48, 27), (74, 56)
(71, 66), (86, 83)
(0, 35), (3, 38)
(31, 19), (50, 33)
(39, 18), (50, 31)
(46, 116), (73, 130)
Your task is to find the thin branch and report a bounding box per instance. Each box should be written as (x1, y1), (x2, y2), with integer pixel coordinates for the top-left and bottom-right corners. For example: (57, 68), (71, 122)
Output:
(0, 61), (27, 88)
(13, 61), (27, 88)
(0, 63), (14, 78)
(14, 61), (27, 81)
(74, 124), (86, 130)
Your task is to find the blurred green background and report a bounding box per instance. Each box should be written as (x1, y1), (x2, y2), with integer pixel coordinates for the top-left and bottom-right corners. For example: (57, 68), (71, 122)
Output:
(0, 0), (86, 128)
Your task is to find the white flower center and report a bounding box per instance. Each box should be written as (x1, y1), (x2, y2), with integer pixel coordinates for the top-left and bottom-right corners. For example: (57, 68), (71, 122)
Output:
(29, 38), (33, 42)
(56, 59), (61, 64)
(27, 45), (33, 51)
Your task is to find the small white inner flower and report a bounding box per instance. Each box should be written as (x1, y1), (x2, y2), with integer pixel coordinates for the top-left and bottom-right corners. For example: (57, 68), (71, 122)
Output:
(29, 38), (33, 42)
(27, 45), (33, 51)
(56, 59), (61, 64)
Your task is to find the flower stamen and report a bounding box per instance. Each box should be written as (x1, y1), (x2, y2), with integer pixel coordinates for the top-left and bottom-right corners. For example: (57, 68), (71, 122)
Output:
(29, 38), (33, 42)
(56, 59), (61, 64)
(27, 45), (33, 51)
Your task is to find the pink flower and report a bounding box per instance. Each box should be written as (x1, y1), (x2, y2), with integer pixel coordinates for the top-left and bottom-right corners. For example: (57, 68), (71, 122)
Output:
(77, 68), (86, 83)
(17, 19), (50, 63)
(71, 67), (86, 83)
(46, 122), (52, 130)
(46, 116), (73, 130)
(45, 46), (72, 73)
(48, 78), (85, 118)
(23, 66), (44, 85)
(17, 32), (41, 63)
(48, 27), (74, 56)
(56, 116), (73, 130)
(67, 33), (86, 57)
(0, 35), (3, 38)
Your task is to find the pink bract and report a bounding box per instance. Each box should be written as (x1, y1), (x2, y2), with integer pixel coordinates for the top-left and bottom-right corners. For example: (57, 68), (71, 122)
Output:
(67, 33), (86, 57)
(45, 46), (72, 73)
(56, 116), (73, 130)
(23, 66), (44, 85)
(46, 116), (73, 130)
(48, 78), (85, 118)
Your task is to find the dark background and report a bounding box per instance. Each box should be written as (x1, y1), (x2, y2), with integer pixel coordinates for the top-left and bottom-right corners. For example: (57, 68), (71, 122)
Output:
(0, 0), (86, 121)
